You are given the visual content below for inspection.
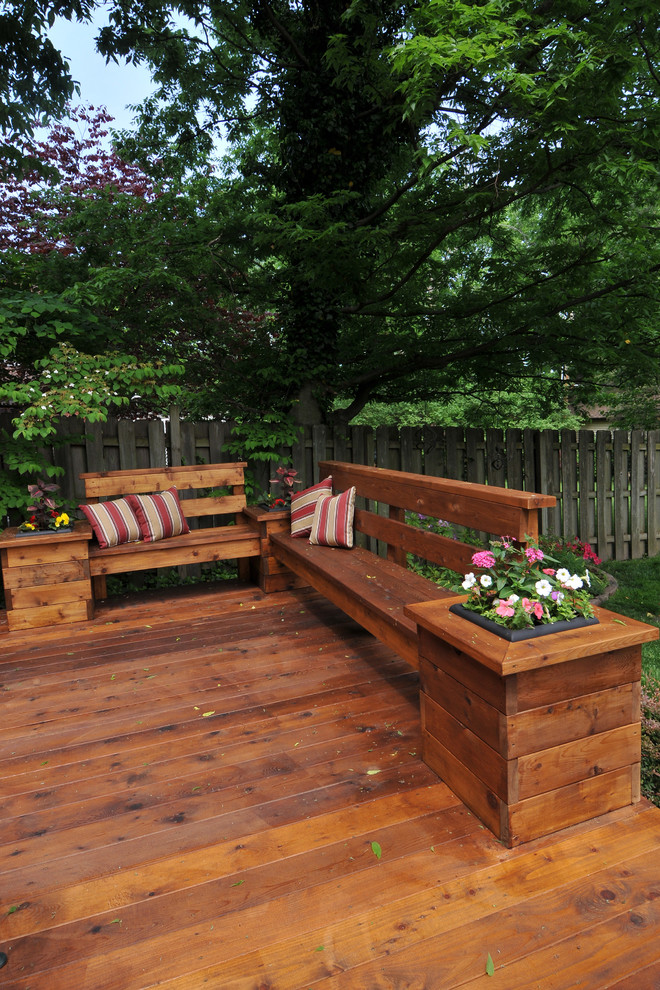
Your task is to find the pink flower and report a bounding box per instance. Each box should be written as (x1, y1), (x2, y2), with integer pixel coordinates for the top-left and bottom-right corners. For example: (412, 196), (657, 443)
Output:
(495, 601), (515, 618)
(542, 568), (555, 576)
(471, 550), (496, 569)
(525, 547), (544, 564)
(521, 597), (534, 613)
(533, 601), (544, 620)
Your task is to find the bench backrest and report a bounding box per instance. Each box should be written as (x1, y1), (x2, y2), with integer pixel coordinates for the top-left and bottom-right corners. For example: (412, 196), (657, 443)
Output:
(80, 463), (249, 523)
(319, 460), (556, 574)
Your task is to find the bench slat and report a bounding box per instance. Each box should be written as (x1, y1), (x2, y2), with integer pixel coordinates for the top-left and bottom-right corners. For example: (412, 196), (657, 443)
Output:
(355, 508), (476, 575)
(89, 527), (260, 576)
(81, 463), (247, 499)
(320, 460), (554, 541)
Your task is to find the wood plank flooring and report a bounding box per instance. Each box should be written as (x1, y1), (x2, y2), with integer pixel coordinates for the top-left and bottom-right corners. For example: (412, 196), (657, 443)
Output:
(1, 582), (659, 989)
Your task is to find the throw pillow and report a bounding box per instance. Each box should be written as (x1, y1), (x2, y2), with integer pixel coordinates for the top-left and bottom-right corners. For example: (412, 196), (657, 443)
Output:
(309, 487), (356, 548)
(127, 487), (190, 543)
(79, 498), (142, 549)
(290, 476), (333, 538)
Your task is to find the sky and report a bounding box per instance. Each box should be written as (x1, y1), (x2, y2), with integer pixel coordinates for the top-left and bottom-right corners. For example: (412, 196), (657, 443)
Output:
(49, 18), (156, 131)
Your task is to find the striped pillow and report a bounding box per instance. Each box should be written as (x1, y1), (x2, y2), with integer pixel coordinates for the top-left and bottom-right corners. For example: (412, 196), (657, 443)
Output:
(79, 498), (142, 549)
(127, 487), (190, 543)
(309, 487), (356, 548)
(290, 476), (333, 538)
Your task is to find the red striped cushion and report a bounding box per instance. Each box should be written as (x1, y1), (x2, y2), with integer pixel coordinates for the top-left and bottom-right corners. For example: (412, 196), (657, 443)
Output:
(127, 487), (190, 543)
(290, 476), (333, 538)
(79, 498), (142, 549)
(309, 487), (356, 548)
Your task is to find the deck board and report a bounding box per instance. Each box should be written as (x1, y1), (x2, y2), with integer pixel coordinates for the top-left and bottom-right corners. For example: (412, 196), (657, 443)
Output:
(1, 582), (659, 989)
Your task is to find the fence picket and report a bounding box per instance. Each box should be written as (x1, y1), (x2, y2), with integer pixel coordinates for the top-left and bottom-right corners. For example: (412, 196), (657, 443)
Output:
(578, 430), (595, 551)
(648, 430), (660, 558)
(486, 428), (506, 488)
(630, 429), (644, 560)
(148, 420), (167, 467)
(560, 429), (578, 537)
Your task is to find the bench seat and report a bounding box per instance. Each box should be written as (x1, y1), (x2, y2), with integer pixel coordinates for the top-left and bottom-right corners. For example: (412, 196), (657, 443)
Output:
(270, 531), (453, 669)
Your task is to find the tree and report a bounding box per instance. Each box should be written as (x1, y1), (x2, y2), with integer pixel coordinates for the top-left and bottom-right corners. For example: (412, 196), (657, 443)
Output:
(3, 1), (660, 430)
(0, 107), (184, 518)
(100, 0), (660, 426)
(0, 105), (277, 422)
(0, 0), (96, 176)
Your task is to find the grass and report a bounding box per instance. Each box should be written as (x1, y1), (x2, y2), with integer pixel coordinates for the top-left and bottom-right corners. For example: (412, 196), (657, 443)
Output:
(602, 555), (660, 682)
(592, 555), (660, 808)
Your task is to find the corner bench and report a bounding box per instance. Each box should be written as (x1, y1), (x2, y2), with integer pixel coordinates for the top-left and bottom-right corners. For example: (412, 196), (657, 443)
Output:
(269, 460), (556, 670)
(80, 463), (260, 599)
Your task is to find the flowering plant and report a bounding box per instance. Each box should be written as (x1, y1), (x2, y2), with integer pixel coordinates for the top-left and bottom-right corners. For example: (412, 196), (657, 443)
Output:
(18, 479), (70, 532)
(262, 465), (302, 508)
(460, 537), (595, 630)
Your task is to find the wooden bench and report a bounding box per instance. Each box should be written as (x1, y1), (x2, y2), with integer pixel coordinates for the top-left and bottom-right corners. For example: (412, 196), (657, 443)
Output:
(80, 463), (260, 599)
(270, 460), (557, 669)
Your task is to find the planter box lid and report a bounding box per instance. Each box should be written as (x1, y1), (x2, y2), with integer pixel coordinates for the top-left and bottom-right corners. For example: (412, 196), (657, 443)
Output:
(404, 596), (659, 676)
(0, 520), (92, 547)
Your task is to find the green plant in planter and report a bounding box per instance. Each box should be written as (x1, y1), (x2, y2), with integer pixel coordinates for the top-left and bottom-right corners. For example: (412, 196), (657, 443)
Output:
(18, 479), (70, 532)
(461, 537), (596, 631)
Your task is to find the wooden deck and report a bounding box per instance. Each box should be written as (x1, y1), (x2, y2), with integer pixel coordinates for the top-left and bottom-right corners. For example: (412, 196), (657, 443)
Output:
(1, 582), (659, 989)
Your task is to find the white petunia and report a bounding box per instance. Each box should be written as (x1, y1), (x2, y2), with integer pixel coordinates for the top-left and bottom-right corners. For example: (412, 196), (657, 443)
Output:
(566, 573), (584, 590)
(535, 579), (552, 597)
(556, 568), (571, 584)
(462, 572), (477, 590)
(480, 574), (493, 588)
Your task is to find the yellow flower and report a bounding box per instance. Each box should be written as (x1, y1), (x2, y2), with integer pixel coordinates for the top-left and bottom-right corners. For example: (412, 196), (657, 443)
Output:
(23, 522), (36, 530)
(55, 512), (70, 527)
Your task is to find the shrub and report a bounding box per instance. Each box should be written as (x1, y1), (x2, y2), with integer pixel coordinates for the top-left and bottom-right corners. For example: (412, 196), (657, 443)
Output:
(538, 534), (609, 598)
(641, 677), (660, 809)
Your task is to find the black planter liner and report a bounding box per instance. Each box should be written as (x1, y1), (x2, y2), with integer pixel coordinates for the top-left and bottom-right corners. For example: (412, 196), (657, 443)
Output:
(449, 603), (600, 642)
(16, 527), (73, 537)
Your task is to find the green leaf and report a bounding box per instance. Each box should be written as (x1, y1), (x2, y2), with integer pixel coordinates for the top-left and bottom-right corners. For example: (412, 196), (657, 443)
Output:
(486, 953), (495, 976)
(371, 840), (382, 860)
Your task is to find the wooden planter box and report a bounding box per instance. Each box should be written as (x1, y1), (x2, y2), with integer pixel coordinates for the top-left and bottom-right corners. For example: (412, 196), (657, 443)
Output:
(405, 596), (659, 847)
(0, 521), (94, 631)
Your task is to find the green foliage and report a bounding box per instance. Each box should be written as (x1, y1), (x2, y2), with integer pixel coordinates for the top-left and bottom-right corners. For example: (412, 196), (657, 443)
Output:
(537, 535), (608, 598)
(3, 345), (182, 440)
(3, 3), (660, 429)
(604, 556), (660, 683)
(105, 560), (238, 597)
(342, 389), (584, 431)
(225, 414), (302, 463)
(601, 555), (660, 807)
(640, 680), (660, 809)
(0, 0), (95, 176)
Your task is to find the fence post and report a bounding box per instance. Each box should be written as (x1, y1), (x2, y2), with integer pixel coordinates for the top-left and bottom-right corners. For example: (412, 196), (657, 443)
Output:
(169, 405), (182, 466)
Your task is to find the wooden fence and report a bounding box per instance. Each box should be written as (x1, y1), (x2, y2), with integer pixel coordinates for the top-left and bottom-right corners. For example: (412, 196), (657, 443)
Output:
(2, 408), (659, 562)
